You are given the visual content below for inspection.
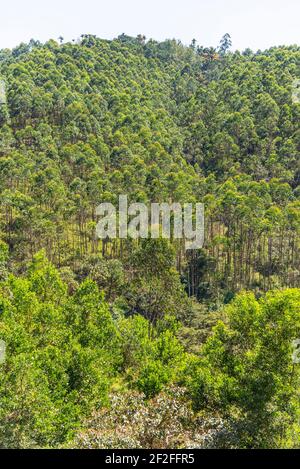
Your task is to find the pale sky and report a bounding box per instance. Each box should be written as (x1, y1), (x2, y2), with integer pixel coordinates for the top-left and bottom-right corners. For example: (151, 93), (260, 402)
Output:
(0, 0), (299, 51)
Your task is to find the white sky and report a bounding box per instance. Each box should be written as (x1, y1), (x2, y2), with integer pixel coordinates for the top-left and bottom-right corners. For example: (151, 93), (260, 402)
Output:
(0, 0), (299, 51)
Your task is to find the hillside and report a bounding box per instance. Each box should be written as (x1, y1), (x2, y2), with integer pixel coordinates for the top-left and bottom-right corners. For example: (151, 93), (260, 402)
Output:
(0, 34), (299, 448)
(0, 35), (299, 296)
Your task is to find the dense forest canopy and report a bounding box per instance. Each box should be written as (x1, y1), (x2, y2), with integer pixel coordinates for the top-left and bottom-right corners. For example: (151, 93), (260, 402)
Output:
(0, 34), (299, 448)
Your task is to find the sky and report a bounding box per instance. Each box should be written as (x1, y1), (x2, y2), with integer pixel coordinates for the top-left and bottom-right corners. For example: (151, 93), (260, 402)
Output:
(0, 0), (299, 52)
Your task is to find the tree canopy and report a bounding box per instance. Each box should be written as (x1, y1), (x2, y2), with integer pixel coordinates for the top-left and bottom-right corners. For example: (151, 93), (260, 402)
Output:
(0, 34), (299, 448)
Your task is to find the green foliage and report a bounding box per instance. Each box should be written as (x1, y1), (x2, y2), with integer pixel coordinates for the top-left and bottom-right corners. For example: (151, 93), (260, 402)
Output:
(0, 36), (298, 299)
(185, 289), (300, 448)
(0, 35), (299, 448)
(0, 253), (190, 446)
(0, 256), (119, 446)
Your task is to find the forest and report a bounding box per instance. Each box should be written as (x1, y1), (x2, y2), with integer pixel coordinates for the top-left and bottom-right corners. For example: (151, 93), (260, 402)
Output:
(0, 33), (299, 448)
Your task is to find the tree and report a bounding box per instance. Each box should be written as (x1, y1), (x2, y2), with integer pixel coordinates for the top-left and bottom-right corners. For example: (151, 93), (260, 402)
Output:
(218, 33), (232, 55)
(186, 289), (300, 448)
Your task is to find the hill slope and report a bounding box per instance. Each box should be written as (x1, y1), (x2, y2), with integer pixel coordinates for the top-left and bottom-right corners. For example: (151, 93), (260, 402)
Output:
(0, 35), (299, 299)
